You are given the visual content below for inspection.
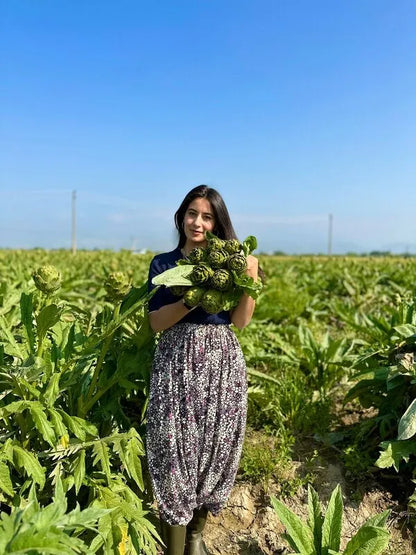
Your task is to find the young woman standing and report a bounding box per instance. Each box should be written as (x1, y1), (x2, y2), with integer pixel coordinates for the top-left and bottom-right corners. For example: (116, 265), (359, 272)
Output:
(146, 185), (258, 555)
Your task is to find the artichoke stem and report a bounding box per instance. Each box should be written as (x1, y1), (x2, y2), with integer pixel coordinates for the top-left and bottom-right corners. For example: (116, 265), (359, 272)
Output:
(82, 302), (121, 416)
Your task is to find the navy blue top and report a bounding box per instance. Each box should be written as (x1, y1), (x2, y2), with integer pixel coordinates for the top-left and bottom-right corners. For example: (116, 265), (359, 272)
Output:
(147, 247), (231, 325)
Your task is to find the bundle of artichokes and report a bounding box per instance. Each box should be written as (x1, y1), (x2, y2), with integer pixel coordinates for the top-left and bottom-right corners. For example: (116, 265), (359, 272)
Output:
(152, 233), (262, 314)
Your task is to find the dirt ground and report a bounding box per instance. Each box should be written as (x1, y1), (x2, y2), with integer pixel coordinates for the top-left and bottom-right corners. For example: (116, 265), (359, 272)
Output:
(202, 461), (415, 555)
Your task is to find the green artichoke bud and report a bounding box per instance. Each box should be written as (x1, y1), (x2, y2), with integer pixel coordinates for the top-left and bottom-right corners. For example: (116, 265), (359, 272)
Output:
(207, 249), (228, 269)
(224, 239), (241, 255)
(32, 265), (62, 295)
(201, 289), (224, 314)
(170, 285), (189, 297)
(228, 253), (247, 274)
(207, 236), (225, 252)
(190, 263), (214, 285)
(104, 272), (132, 302)
(211, 269), (233, 291)
(187, 247), (206, 264)
(183, 286), (205, 307)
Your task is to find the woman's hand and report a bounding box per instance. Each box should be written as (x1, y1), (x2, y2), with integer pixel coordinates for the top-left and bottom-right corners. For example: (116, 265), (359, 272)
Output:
(230, 254), (259, 330)
(246, 254), (259, 281)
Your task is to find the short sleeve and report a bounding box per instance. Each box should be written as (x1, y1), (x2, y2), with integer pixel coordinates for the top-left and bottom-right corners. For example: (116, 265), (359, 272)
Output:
(147, 255), (177, 312)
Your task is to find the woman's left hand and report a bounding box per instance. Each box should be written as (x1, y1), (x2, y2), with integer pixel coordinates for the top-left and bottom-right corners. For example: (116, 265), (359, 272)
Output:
(246, 254), (259, 281)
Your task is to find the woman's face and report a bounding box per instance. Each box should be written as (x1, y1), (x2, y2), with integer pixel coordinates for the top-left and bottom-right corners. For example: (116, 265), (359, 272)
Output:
(183, 197), (215, 247)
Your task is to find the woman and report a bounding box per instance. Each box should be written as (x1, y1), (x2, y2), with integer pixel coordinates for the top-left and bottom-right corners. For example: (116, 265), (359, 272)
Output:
(146, 185), (258, 555)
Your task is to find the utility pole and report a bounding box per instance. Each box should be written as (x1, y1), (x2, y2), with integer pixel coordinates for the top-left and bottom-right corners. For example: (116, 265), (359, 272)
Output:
(71, 190), (77, 254)
(328, 213), (333, 256)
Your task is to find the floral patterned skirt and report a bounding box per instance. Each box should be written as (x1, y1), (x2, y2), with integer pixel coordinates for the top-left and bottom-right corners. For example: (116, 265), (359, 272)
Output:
(146, 323), (247, 525)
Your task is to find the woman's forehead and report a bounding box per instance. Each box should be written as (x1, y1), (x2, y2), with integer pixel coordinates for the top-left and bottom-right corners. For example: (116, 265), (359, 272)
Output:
(187, 198), (213, 214)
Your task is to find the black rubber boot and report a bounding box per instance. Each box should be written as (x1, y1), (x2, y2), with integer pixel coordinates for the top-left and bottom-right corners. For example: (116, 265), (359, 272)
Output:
(185, 508), (210, 555)
(160, 519), (186, 555)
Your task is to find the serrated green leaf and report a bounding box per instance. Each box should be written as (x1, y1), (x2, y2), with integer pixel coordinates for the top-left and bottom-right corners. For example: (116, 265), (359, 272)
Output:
(12, 445), (45, 488)
(20, 292), (35, 354)
(322, 484), (343, 552)
(47, 408), (68, 438)
(307, 485), (323, 553)
(0, 460), (14, 497)
(92, 441), (111, 483)
(73, 449), (86, 494)
(36, 304), (63, 344)
(271, 494), (314, 554)
(57, 410), (97, 440)
(42, 372), (61, 407)
(29, 403), (56, 447)
(343, 525), (390, 555)
(375, 440), (416, 471)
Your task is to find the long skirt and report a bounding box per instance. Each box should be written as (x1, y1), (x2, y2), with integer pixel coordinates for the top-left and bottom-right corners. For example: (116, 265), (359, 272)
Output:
(146, 323), (247, 525)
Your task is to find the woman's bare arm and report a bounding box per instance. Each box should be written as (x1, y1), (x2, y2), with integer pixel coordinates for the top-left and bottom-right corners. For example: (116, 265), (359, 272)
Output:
(149, 299), (192, 333)
(230, 255), (259, 330)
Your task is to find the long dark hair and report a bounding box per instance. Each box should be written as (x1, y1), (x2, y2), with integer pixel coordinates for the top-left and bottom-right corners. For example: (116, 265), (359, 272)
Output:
(174, 185), (238, 248)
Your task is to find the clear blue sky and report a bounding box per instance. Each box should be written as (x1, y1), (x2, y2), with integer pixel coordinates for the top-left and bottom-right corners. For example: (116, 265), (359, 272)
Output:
(1, 0), (415, 254)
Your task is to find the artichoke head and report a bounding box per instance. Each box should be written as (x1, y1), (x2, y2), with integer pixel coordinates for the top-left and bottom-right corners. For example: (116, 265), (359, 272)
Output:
(211, 269), (233, 291)
(104, 272), (132, 302)
(201, 289), (224, 314)
(190, 263), (214, 285)
(228, 253), (247, 274)
(224, 239), (241, 255)
(207, 236), (225, 252)
(207, 249), (228, 269)
(187, 247), (206, 264)
(32, 265), (62, 295)
(183, 286), (205, 308)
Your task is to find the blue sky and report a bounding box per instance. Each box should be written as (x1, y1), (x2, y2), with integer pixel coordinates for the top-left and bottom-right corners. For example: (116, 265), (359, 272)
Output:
(1, 0), (415, 254)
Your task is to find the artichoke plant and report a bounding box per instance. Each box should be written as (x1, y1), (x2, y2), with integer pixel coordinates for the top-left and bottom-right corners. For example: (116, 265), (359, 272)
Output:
(223, 239), (241, 255)
(188, 247), (205, 264)
(201, 289), (223, 314)
(190, 263), (214, 285)
(151, 232), (262, 315)
(207, 249), (228, 269)
(211, 269), (233, 291)
(207, 236), (225, 252)
(227, 253), (247, 274)
(32, 265), (62, 295)
(104, 272), (132, 302)
(183, 286), (205, 307)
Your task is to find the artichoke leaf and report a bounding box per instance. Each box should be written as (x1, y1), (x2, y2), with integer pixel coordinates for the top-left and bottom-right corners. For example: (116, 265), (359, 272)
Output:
(152, 265), (195, 287)
(232, 272), (263, 299)
(242, 235), (257, 256)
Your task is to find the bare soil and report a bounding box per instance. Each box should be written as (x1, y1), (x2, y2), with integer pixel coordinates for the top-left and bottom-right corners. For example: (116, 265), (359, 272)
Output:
(203, 463), (415, 555)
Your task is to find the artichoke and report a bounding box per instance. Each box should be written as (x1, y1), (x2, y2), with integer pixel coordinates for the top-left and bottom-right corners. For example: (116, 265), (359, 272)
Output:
(183, 286), (205, 307)
(228, 253), (247, 274)
(200, 289), (224, 314)
(170, 285), (189, 297)
(224, 239), (241, 255)
(207, 236), (225, 252)
(190, 263), (214, 285)
(207, 249), (228, 269)
(187, 247), (205, 264)
(104, 272), (132, 302)
(32, 265), (62, 295)
(211, 269), (233, 291)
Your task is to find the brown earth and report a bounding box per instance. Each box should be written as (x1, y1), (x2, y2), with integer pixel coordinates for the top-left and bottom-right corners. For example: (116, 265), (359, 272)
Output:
(203, 467), (415, 555)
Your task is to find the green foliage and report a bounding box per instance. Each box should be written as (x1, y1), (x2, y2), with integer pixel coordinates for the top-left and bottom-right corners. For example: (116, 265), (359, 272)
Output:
(0, 253), (159, 553)
(0, 478), (110, 554)
(271, 484), (390, 555)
